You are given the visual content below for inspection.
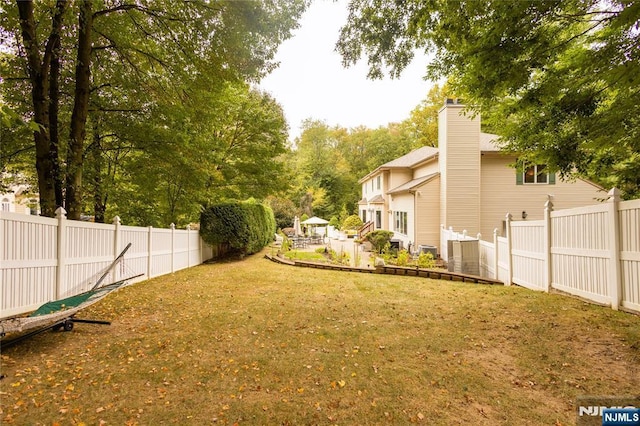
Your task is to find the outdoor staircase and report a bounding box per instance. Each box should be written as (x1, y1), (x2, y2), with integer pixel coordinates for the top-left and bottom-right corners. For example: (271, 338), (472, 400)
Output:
(358, 221), (374, 240)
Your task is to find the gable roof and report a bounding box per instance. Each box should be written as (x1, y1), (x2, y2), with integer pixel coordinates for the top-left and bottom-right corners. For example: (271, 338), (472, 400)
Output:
(388, 173), (439, 195)
(382, 146), (439, 168)
(359, 133), (506, 184)
(359, 146), (439, 183)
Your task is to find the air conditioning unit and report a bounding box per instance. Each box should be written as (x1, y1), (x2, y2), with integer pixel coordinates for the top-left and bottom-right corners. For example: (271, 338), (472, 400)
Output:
(417, 245), (437, 258)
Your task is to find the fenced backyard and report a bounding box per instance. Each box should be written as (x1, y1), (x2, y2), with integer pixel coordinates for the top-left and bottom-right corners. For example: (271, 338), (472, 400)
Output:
(1, 208), (213, 319)
(442, 188), (640, 314)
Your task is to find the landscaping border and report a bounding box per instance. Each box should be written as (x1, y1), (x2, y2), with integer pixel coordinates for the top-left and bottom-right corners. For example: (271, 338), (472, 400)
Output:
(264, 253), (502, 284)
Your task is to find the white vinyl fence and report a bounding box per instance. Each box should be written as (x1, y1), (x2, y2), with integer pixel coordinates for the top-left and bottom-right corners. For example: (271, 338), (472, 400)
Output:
(1, 208), (213, 319)
(445, 189), (640, 314)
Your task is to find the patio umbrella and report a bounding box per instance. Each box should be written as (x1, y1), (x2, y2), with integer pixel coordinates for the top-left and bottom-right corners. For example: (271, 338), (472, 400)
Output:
(293, 216), (302, 236)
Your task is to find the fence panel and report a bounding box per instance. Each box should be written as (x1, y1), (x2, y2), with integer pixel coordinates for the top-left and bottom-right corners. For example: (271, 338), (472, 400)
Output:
(550, 204), (611, 305)
(63, 220), (116, 297)
(150, 228), (173, 277)
(619, 199), (640, 312)
(120, 225), (151, 283)
(479, 240), (495, 279)
(173, 230), (190, 271)
(510, 220), (546, 291)
(189, 230), (201, 266)
(496, 236), (510, 284)
(1, 213), (58, 317)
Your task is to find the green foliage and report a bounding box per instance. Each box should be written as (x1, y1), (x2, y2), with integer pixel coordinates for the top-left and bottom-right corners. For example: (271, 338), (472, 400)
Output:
(328, 216), (340, 228)
(2, 1), (307, 219)
(337, 0), (640, 199)
(328, 248), (350, 266)
(395, 250), (410, 267)
(200, 200), (275, 256)
(341, 214), (363, 230)
(265, 196), (296, 231)
(417, 251), (436, 269)
(364, 230), (393, 253)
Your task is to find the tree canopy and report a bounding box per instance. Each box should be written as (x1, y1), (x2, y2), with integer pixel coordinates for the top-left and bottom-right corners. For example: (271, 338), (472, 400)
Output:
(1, 0), (306, 223)
(337, 0), (640, 198)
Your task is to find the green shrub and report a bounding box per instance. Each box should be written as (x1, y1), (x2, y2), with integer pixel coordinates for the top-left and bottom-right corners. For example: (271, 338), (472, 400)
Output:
(396, 249), (410, 266)
(341, 214), (363, 230)
(200, 200), (275, 256)
(417, 251), (436, 269)
(364, 230), (394, 253)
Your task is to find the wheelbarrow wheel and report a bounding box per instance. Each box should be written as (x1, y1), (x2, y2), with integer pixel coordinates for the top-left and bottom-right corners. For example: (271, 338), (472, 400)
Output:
(63, 320), (74, 332)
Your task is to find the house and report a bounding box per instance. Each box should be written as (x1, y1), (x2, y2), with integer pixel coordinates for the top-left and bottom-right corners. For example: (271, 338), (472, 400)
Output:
(358, 99), (604, 253)
(0, 184), (38, 215)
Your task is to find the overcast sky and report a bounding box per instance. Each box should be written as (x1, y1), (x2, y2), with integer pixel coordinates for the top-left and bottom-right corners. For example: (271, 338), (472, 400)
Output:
(259, 0), (434, 141)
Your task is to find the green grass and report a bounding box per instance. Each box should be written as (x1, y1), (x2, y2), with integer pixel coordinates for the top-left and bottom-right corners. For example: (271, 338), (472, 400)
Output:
(282, 250), (327, 262)
(1, 251), (638, 425)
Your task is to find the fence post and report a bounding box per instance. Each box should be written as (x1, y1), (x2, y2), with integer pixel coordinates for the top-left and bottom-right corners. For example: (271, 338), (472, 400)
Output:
(505, 213), (513, 286)
(607, 188), (622, 310)
(113, 216), (121, 282)
(147, 226), (153, 279)
(493, 228), (499, 280)
(440, 224), (445, 260)
(543, 197), (553, 293)
(170, 223), (175, 273)
(55, 207), (67, 299)
(186, 224), (191, 268)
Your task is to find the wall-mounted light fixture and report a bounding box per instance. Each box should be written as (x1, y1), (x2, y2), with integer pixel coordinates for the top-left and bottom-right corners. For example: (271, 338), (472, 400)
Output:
(522, 211), (528, 220)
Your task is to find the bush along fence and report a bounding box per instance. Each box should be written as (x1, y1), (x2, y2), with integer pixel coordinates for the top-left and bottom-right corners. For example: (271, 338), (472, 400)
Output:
(0, 208), (213, 319)
(200, 200), (276, 258)
(442, 188), (640, 314)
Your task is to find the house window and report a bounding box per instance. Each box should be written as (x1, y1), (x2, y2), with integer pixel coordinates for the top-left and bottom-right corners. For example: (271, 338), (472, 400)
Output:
(376, 175), (381, 190)
(517, 164), (555, 185)
(375, 210), (382, 229)
(1, 198), (9, 211)
(394, 211), (408, 235)
(361, 210), (367, 223)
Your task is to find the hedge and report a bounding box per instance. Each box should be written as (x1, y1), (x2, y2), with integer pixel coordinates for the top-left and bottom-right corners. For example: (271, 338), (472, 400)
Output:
(200, 200), (276, 256)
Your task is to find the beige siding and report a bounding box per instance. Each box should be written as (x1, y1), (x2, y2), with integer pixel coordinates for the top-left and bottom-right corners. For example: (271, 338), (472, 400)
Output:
(439, 104), (481, 235)
(389, 170), (412, 190)
(413, 160), (439, 179)
(415, 176), (441, 247)
(480, 154), (606, 239)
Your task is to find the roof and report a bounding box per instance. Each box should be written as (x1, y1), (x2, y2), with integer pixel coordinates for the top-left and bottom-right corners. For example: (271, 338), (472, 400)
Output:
(359, 134), (504, 184)
(359, 146), (438, 183)
(381, 145), (439, 168)
(480, 132), (501, 152)
(388, 173), (439, 194)
(367, 195), (386, 204)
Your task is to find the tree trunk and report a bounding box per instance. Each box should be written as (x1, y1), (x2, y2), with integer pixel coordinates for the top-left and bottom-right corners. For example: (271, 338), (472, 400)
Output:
(91, 118), (106, 223)
(16, 0), (67, 217)
(48, 2), (65, 209)
(65, 0), (93, 220)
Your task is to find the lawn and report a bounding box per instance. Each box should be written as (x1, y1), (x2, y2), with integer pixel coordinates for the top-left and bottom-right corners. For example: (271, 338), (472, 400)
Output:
(1, 251), (638, 425)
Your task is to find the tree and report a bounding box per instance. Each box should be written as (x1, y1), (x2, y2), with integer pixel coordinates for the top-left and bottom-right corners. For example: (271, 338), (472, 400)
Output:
(400, 83), (453, 148)
(337, 0), (640, 198)
(2, 0), (307, 218)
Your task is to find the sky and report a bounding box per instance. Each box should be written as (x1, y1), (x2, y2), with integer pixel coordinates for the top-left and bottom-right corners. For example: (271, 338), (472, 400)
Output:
(259, 0), (434, 141)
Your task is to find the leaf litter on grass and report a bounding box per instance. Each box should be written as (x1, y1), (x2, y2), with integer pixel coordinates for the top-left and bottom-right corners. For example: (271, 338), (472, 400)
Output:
(1, 252), (638, 425)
